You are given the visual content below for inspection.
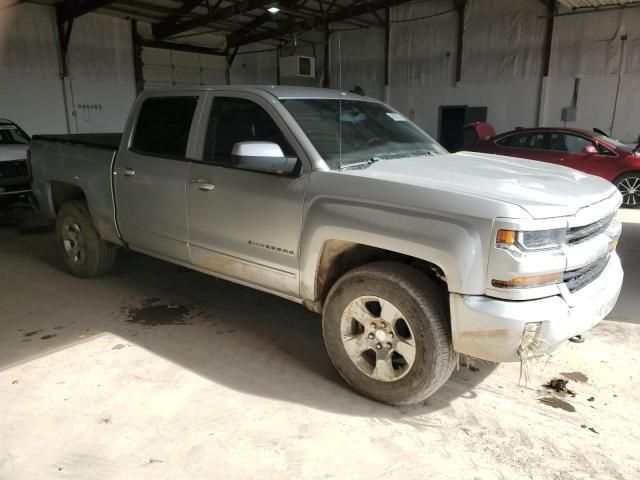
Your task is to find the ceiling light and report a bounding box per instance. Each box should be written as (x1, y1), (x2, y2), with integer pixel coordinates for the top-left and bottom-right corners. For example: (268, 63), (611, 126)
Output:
(267, 6), (280, 13)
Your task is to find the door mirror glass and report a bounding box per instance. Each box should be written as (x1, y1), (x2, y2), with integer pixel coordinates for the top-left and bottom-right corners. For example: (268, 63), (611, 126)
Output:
(231, 141), (299, 175)
(583, 145), (598, 154)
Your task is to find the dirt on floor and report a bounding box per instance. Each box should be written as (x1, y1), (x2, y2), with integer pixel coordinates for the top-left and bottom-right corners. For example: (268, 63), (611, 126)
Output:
(1, 206), (639, 480)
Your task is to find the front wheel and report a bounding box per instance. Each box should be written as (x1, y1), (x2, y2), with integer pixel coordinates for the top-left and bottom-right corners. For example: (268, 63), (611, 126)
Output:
(322, 262), (456, 405)
(615, 172), (640, 208)
(56, 200), (117, 278)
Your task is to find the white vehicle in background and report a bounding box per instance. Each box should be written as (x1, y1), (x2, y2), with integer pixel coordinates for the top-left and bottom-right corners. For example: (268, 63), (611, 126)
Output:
(0, 119), (31, 200)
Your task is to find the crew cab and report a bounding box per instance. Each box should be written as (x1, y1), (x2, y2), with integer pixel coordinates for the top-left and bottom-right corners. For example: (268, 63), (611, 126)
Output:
(30, 86), (623, 405)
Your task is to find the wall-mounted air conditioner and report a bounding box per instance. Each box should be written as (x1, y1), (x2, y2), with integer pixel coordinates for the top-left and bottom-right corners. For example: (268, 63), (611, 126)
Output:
(279, 56), (316, 78)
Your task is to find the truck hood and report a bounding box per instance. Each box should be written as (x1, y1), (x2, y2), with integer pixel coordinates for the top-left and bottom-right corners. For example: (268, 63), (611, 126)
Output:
(0, 144), (28, 162)
(345, 151), (618, 219)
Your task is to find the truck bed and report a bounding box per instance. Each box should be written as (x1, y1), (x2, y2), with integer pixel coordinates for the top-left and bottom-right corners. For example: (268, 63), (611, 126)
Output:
(32, 133), (123, 150)
(30, 133), (122, 246)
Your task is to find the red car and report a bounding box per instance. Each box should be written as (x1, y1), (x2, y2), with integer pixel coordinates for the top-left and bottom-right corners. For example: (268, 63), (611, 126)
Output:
(468, 124), (640, 208)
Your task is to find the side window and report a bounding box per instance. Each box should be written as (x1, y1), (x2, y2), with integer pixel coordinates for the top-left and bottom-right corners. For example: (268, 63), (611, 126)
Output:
(549, 133), (567, 151)
(204, 97), (295, 165)
(131, 96), (198, 158)
(565, 134), (593, 153)
(497, 133), (530, 148)
(528, 133), (546, 149)
(550, 133), (593, 153)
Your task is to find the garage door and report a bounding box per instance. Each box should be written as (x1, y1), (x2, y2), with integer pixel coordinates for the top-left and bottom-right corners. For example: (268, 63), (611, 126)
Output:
(141, 47), (226, 90)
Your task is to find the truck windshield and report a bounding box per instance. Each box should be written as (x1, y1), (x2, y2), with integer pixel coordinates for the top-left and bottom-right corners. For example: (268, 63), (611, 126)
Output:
(0, 123), (30, 145)
(282, 99), (447, 170)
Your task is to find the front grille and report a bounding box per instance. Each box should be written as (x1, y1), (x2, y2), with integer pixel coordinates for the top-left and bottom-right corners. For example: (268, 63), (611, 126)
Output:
(0, 160), (28, 178)
(567, 214), (614, 245)
(564, 255), (609, 293)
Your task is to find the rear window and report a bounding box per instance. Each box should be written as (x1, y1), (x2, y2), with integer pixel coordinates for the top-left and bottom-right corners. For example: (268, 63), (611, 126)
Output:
(131, 96), (198, 158)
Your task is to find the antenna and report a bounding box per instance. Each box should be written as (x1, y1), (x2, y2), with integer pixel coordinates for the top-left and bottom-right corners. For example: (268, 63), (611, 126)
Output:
(338, 33), (342, 170)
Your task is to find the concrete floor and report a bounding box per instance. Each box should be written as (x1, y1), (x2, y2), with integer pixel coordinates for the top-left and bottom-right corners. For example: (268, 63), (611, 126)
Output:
(1, 206), (639, 480)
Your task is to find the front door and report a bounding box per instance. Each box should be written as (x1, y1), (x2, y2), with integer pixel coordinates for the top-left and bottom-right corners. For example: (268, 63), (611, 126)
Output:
(114, 93), (202, 263)
(186, 93), (309, 297)
(549, 132), (611, 176)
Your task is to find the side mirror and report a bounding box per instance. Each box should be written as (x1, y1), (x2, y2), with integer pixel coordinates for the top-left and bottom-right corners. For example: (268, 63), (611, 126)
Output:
(231, 141), (299, 175)
(583, 145), (597, 154)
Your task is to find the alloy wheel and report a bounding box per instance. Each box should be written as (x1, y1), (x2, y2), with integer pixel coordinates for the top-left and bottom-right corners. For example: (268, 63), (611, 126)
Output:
(340, 296), (417, 382)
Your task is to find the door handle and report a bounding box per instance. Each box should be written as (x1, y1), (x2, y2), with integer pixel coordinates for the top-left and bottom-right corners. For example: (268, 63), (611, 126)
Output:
(190, 178), (215, 191)
(116, 167), (136, 177)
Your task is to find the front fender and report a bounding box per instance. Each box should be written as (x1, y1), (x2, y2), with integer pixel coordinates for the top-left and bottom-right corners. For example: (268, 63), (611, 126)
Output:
(299, 197), (491, 301)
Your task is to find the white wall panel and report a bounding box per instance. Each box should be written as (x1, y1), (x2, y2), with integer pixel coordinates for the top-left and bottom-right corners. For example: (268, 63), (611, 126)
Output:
(230, 48), (278, 85)
(544, 7), (640, 143)
(463, 0), (546, 82)
(66, 13), (136, 133)
(390, 0), (457, 87)
(541, 74), (640, 143)
(0, 3), (67, 135)
(0, 76), (68, 135)
(68, 80), (135, 133)
(384, 0), (545, 136)
(330, 27), (385, 99)
(612, 74), (640, 143)
(67, 13), (135, 82)
(550, 8), (640, 77)
(0, 3), (59, 77)
(389, 78), (540, 139)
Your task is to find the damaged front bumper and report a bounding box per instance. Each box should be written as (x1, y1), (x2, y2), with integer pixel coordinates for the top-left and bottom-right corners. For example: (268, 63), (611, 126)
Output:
(449, 252), (623, 363)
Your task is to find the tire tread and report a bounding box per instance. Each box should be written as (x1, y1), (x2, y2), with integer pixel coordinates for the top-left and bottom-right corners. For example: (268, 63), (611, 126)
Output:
(56, 200), (116, 277)
(323, 261), (456, 405)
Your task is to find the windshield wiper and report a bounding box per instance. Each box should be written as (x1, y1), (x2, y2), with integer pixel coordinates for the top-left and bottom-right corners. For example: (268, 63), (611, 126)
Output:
(339, 157), (381, 171)
(339, 150), (436, 171)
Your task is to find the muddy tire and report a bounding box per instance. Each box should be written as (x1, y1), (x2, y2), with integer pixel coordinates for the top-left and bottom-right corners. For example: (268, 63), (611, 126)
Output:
(322, 262), (456, 405)
(614, 172), (640, 208)
(56, 200), (117, 278)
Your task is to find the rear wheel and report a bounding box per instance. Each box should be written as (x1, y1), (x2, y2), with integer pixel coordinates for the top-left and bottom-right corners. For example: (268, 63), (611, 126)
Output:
(56, 200), (117, 277)
(322, 262), (456, 405)
(615, 172), (640, 208)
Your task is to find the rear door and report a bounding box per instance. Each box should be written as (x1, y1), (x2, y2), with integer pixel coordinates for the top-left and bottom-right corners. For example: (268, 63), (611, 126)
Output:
(186, 92), (309, 297)
(114, 92), (204, 263)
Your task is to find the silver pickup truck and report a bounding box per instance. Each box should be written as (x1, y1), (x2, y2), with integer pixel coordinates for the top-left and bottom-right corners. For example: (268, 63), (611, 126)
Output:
(30, 86), (623, 405)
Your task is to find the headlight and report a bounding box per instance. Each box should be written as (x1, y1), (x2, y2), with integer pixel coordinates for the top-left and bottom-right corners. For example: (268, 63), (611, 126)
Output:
(496, 228), (566, 252)
(491, 272), (563, 289)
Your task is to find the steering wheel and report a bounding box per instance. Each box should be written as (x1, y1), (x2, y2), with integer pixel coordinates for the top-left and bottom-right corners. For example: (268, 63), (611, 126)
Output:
(367, 136), (384, 147)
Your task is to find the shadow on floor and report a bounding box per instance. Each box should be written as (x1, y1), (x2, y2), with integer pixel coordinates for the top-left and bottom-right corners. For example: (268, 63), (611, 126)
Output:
(0, 207), (499, 419)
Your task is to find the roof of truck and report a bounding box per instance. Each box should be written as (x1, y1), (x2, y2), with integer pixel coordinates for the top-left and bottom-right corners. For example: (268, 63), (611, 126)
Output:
(153, 85), (379, 102)
(256, 85), (376, 101)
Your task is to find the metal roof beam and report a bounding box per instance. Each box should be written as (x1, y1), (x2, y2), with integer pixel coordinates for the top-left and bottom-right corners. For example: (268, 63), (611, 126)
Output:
(58, 0), (118, 23)
(154, 0), (274, 39)
(152, 0), (207, 38)
(142, 39), (226, 56)
(228, 0), (416, 47)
